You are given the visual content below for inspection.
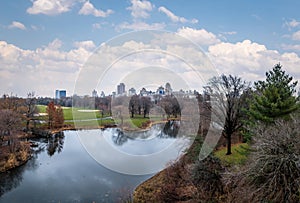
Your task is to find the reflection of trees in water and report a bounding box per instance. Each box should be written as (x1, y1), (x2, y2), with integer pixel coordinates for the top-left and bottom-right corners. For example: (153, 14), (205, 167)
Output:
(111, 121), (180, 146)
(46, 132), (65, 156)
(0, 148), (39, 197)
(160, 120), (180, 138)
(30, 132), (65, 157)
(112, 129), (128, 146)
(0, 132), (65, 197)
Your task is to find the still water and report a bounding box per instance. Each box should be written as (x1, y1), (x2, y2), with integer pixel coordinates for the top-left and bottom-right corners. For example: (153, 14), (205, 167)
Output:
(0, 121), (187, 202)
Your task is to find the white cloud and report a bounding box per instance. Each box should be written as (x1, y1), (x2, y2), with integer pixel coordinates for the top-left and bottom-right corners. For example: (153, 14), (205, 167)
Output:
(284, 19), (300, 30)
(282, 44), (300, 52)
(73, 40), (96, 50)
(177, 27), (220, 46)
(158, 6), (197, 24)
(208, 40), (300, 83)
(8, 21), (26, 30)
(79, 1), (113, 17)
(118, 21), (165, 31)
(292, 30), (300, 41)
(127, 0), (153, 19)
(27, 0), (81, 15)
(0, 39), (95, 96)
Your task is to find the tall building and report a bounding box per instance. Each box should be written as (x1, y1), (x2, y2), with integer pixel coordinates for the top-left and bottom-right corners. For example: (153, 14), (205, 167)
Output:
(128, 87), (136, 96)
(117, 83), (125, 95)
(92, 89), (98, 97)
(165, 82), (172, 95)
(55, 90), (66, 99)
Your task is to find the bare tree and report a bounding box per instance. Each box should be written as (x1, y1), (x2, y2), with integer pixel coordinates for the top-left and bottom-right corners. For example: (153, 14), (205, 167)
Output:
(207, 74), (249, 155)
(25, 92), (37, 131)
(0, 109), (21, 151)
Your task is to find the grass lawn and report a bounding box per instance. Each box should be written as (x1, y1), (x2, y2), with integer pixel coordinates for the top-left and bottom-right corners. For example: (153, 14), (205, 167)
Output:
(36, 105), (160, 129)
(214, 143), (250, 167)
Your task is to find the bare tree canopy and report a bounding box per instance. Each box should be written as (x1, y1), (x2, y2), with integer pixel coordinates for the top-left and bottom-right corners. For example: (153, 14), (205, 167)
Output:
(207, 74), (249, 155)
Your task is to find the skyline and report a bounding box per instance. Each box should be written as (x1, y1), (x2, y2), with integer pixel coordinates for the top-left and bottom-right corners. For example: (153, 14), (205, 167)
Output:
(1, 0), (300, 97)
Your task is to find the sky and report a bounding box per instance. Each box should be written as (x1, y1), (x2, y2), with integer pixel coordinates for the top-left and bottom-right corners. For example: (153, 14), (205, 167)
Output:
(1, 0), (300, 97)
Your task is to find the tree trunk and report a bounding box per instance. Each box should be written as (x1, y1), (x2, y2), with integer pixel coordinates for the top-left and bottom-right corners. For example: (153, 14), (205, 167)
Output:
(226, 134), (232, 155)
(26, 119), (30, 131)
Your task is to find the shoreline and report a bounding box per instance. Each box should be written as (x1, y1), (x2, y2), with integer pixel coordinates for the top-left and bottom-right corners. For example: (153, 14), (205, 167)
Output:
(0, 118), (178, 173)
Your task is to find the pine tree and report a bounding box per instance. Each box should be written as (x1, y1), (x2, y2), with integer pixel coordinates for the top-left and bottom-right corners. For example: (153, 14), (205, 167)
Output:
(249, 63), (299, 123)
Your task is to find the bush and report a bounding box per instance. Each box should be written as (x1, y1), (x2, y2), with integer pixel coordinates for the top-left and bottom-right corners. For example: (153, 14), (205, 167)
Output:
(246, 117), (300, 202)
(191, 155), (224, 201)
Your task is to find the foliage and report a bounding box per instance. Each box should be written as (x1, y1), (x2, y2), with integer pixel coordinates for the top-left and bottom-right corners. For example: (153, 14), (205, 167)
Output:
(46, 102), (64, 128)
(245, 117), (300, 202)
(249, 63), (299, 123)
(214, 143), (250, 167)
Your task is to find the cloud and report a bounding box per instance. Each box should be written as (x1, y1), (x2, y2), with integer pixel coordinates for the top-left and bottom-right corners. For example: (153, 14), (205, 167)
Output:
(177, 27), (220, 46)
(127, 0), (153, 19)
(284, 19), (300, 30)
(208, 40), (300, 83)
(79, 1), (113, 17)
(0, 39), (95, 96)
(282, 44), (300, 52)
(8, 21), (26, 30)
(26, 0), (81, 15)
(292, 30), (300, 41)
(158, 6), (198, 24)
(117, 21), (165, 31)
(73, 40), (96, 50)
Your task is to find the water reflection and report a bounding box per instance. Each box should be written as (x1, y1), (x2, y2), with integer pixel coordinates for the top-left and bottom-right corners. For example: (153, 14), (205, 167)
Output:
(111, 120), (180, 146)
(0, 132), (65, 197)
(30, 132), (65, 157)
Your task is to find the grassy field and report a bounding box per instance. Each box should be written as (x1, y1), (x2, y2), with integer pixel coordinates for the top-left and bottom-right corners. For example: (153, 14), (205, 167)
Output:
(36, 105), (161, 129)
(214, 143), (250, 167)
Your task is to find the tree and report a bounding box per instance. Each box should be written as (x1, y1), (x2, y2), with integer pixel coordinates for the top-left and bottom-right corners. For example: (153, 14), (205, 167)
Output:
(46, 102), (56, 129)
(46, 102), (64, 129)
(0, 109), (21, 151)
(249, 63), (299, 123)
(25, 92), (37, 131)
(207, 74), (249, 155)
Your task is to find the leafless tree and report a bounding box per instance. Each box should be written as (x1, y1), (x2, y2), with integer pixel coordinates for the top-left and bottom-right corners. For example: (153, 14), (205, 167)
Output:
(0, 109), (21, 152)
(25, 92), (37, 131)
(206, 75), (249, 155)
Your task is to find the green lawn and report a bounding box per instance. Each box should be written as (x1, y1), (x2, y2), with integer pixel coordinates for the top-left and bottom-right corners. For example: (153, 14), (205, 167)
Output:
(36, 105), (158, 129)
(214, 143), (250, 167)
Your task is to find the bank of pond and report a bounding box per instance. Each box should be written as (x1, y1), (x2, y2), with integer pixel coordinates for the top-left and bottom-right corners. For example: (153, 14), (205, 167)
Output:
(0, 121), (187, 202)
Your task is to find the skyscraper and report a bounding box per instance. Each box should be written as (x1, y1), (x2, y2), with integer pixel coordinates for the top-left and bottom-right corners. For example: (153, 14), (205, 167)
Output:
(117, 83), (125, 95)
(55, 90), (66, 99)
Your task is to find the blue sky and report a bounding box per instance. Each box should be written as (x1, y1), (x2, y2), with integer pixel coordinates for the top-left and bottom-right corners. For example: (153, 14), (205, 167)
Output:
(1, 0), (300, 97)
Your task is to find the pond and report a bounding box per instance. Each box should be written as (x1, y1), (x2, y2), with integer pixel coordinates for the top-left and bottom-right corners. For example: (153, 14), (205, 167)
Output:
(0, 121), (190, 202)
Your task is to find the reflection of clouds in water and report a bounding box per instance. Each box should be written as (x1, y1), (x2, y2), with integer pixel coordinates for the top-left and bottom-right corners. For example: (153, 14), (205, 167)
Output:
(78, 126), (190, 175)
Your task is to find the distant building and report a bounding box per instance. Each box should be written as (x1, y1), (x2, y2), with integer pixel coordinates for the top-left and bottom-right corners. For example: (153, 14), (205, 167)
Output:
(165, 82), (172, 95)
(55, 90), (66, 99)
(117, 83), (125, 95)
(100, 91), (105, 98)
(140, 87), (149, 96)
(128, 87), (136, 96)
(156, 86), (165, 95)
(92, 89), (98, 97)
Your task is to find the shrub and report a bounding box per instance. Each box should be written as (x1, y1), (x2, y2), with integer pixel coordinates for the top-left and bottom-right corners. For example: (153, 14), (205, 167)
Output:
(246, 117), (300, 202)
(191, 155), (224, 201)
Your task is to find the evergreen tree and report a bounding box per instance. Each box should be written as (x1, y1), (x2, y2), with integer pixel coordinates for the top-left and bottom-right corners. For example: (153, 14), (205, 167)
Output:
(249, 63), (299, 123)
